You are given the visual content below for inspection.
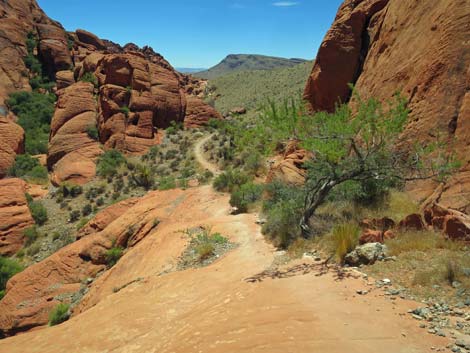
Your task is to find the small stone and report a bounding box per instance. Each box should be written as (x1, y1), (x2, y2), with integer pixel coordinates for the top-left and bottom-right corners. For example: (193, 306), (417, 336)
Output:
(451, 346), (461, 353)
(382, 278), (392, 285)
(436, 330), (446, 337)
(428, 329), (437, 334)
(356, 290), (368, 295)
(420, 323), (426, 328)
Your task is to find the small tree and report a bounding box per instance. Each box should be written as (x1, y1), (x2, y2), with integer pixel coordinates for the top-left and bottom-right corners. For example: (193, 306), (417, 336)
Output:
(296, 93), (458, 237)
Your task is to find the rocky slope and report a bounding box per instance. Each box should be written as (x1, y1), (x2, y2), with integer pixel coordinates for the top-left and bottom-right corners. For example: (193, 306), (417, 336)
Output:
(304, 0), (470, 212)
(0, 0), (221, 182)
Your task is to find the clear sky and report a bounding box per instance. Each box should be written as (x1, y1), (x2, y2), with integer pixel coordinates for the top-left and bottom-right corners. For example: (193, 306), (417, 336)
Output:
(37, 0), (343, 68)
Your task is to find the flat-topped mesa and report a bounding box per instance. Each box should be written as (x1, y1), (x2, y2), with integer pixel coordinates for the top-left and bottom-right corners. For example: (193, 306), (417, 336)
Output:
(304, 0), (470, 213)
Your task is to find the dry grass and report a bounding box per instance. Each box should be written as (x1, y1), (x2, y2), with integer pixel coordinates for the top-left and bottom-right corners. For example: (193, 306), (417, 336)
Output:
(364, 229), (470, 303)
(287, 238), (316, 259)
(332, 223), (360, 264)
(362, 191), (419, 223)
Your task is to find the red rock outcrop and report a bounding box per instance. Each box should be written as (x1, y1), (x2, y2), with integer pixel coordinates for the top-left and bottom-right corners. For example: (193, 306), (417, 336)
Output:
(266, 141), (310, 185)
(0, 117), (25, 177)
(75, 29), (105, 50)
(0, 178), (34, 256)
(0, 188), (184, 336)
(184, 96), (222, 128)
(398, 214), (425, 231)
(425, 203), (470, 241)
(47, 81), (103, 185)
(304, 0), (470, 212)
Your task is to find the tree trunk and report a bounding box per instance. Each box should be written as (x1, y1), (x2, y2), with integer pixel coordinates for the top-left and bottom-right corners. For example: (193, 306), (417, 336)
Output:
(300, 181), (334, 238)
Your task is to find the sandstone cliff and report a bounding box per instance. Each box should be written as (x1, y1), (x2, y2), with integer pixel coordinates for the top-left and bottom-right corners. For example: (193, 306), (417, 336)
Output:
(304, 0), (470, 212)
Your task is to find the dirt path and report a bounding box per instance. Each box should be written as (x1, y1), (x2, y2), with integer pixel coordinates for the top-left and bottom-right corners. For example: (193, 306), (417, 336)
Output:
(0, 150), (450, 352)
(194, 133), (221, 176)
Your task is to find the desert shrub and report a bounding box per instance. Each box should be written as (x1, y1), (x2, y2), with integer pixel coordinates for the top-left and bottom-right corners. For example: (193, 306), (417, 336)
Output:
(80, 72), (98, 87)
(119, 106), (130, 117)
(229, 182), (263, 213)
(197, 170), (214, 184)
(82, 204), (92, 217)
(48, 303), (70, 326)
(261, 181), (304, 248)
(26, 242), (41, 256)
(24, 226), (39, 246)
(158, 176), (176, 190)
(165, 121), (183, 135)
(165, 149), (179, 160)
(0, 256), (23, 299)
(8, 155), (48, 184)
(28, 200), (48, 225)
(196, 243), (215, 261)
(96, 197), (104, 206)
(241, 150), (264, 176)
(76, 218), (89, 230)
(113, 178), (124, 192)
(69, 210), (81, 223)
(96, 150), (126, 177)
(131, 164), (154, 190)
(86, 125), (99, 140)
(331, 223), (360, 264)
(212, 169), (250, 192)
(106, 247), (123, 267)
(6, 91), (56, 154)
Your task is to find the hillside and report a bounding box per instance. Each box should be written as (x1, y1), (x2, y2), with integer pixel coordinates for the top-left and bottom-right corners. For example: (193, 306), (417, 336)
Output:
(207, 61), (314, 114)
(196, 54), (308, 80)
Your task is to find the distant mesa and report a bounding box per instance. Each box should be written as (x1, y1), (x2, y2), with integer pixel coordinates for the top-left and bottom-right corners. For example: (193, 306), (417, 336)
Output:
(176, 68), (207, 74)
(196, 54), (308, 79)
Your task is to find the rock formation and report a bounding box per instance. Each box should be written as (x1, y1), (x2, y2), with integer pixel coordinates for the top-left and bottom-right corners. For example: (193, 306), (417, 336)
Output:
(0, 117), (25, 177)
(47, 81), (103, 185)
(304, 0), (470, 212)
(266, 141), (310, 185)
(0, 178), (34, 256)
(0, 188), (185, 336)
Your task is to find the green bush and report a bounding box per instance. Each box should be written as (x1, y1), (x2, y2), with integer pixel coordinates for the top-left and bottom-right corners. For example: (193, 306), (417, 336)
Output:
(106, 247), (123, 267)
(26, 242), (41, 256)
(213, 169), (250, 193)
(86, 125), (99, 140)
(23, 226), (39, 246)
(229, 182), (264, 213)
(0, 256), (23, 299)
(48, 303), (70, 326)
(119, 106), (130, 117)
(131, 164), (154, 190)
(6, 91), (56, 154)
(28, 200), (48, 225)
(8, 154), (48, 183)
(261, 181), (305, 248)
(96, 150), (126, 177)
(82, 204), (92, 217)
(158, 176), (176, 190)
(80, 72), (98, 88)
(69, 210), (81, 223)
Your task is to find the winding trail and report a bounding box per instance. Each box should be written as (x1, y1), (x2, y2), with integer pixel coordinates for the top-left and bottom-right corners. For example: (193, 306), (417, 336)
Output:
(194, 133), (221, 176)
(0, 136), (451, 352)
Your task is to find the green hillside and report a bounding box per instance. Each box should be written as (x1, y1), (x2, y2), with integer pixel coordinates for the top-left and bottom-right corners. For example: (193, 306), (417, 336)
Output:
(207, 60), (314, 114)
(197, 54), (308, 80)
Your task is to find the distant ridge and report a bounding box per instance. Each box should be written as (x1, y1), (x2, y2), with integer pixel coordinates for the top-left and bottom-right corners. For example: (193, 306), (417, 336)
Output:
(176, 68), (207, 74)
(196, 54), (308, 80)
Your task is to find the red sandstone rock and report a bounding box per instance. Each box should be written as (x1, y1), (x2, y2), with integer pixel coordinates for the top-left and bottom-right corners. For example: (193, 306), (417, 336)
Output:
(360, 217), (395, 231)
(184, 96), (222, 128)
(304, 0), (470, 212)
(55, 70), (75, 90)
(0, 178), (34, 256)
(443, 215), (470, 241)
(266, 140), (310, 185)
(36, 23), (72, 76)
(359, 228), (395, 244)
(47, 81), (102, 185)
(75, 29), (106, 50)
(398, 214), (425, 231)
(0, 117), (25, 177)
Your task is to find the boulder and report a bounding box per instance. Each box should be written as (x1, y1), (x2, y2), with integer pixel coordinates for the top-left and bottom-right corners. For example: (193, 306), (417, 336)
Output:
(345, 242), (388, 266)
(229, 107), (247, 115)
(55, 70), (75, 90)
(304, 0), (470, 212)
(360, 217), (395, 231)
(75, 29), (106, 50)
(47, 81), (102, 185)
(398, 214), (425, 231)
(443, 215), (470, 241)
(0, 178), (34, 256)
(266, 140), (310, 185)
(359, 229), (395, 245)
(0, 117), (25, 177)
(36, 23), (72, 77)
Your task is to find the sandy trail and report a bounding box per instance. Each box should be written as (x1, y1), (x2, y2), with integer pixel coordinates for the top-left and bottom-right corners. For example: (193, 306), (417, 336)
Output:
(0, 140), (450, 352)
(194, 133), (221, 176)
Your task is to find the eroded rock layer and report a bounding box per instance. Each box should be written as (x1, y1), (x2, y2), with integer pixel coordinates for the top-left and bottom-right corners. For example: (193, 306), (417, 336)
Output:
(304, 0), (470, 212)
(0, 178), (34, 256)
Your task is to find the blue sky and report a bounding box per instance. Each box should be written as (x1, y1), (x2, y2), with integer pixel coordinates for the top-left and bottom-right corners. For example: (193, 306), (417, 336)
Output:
(37, 0), (343, 68)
